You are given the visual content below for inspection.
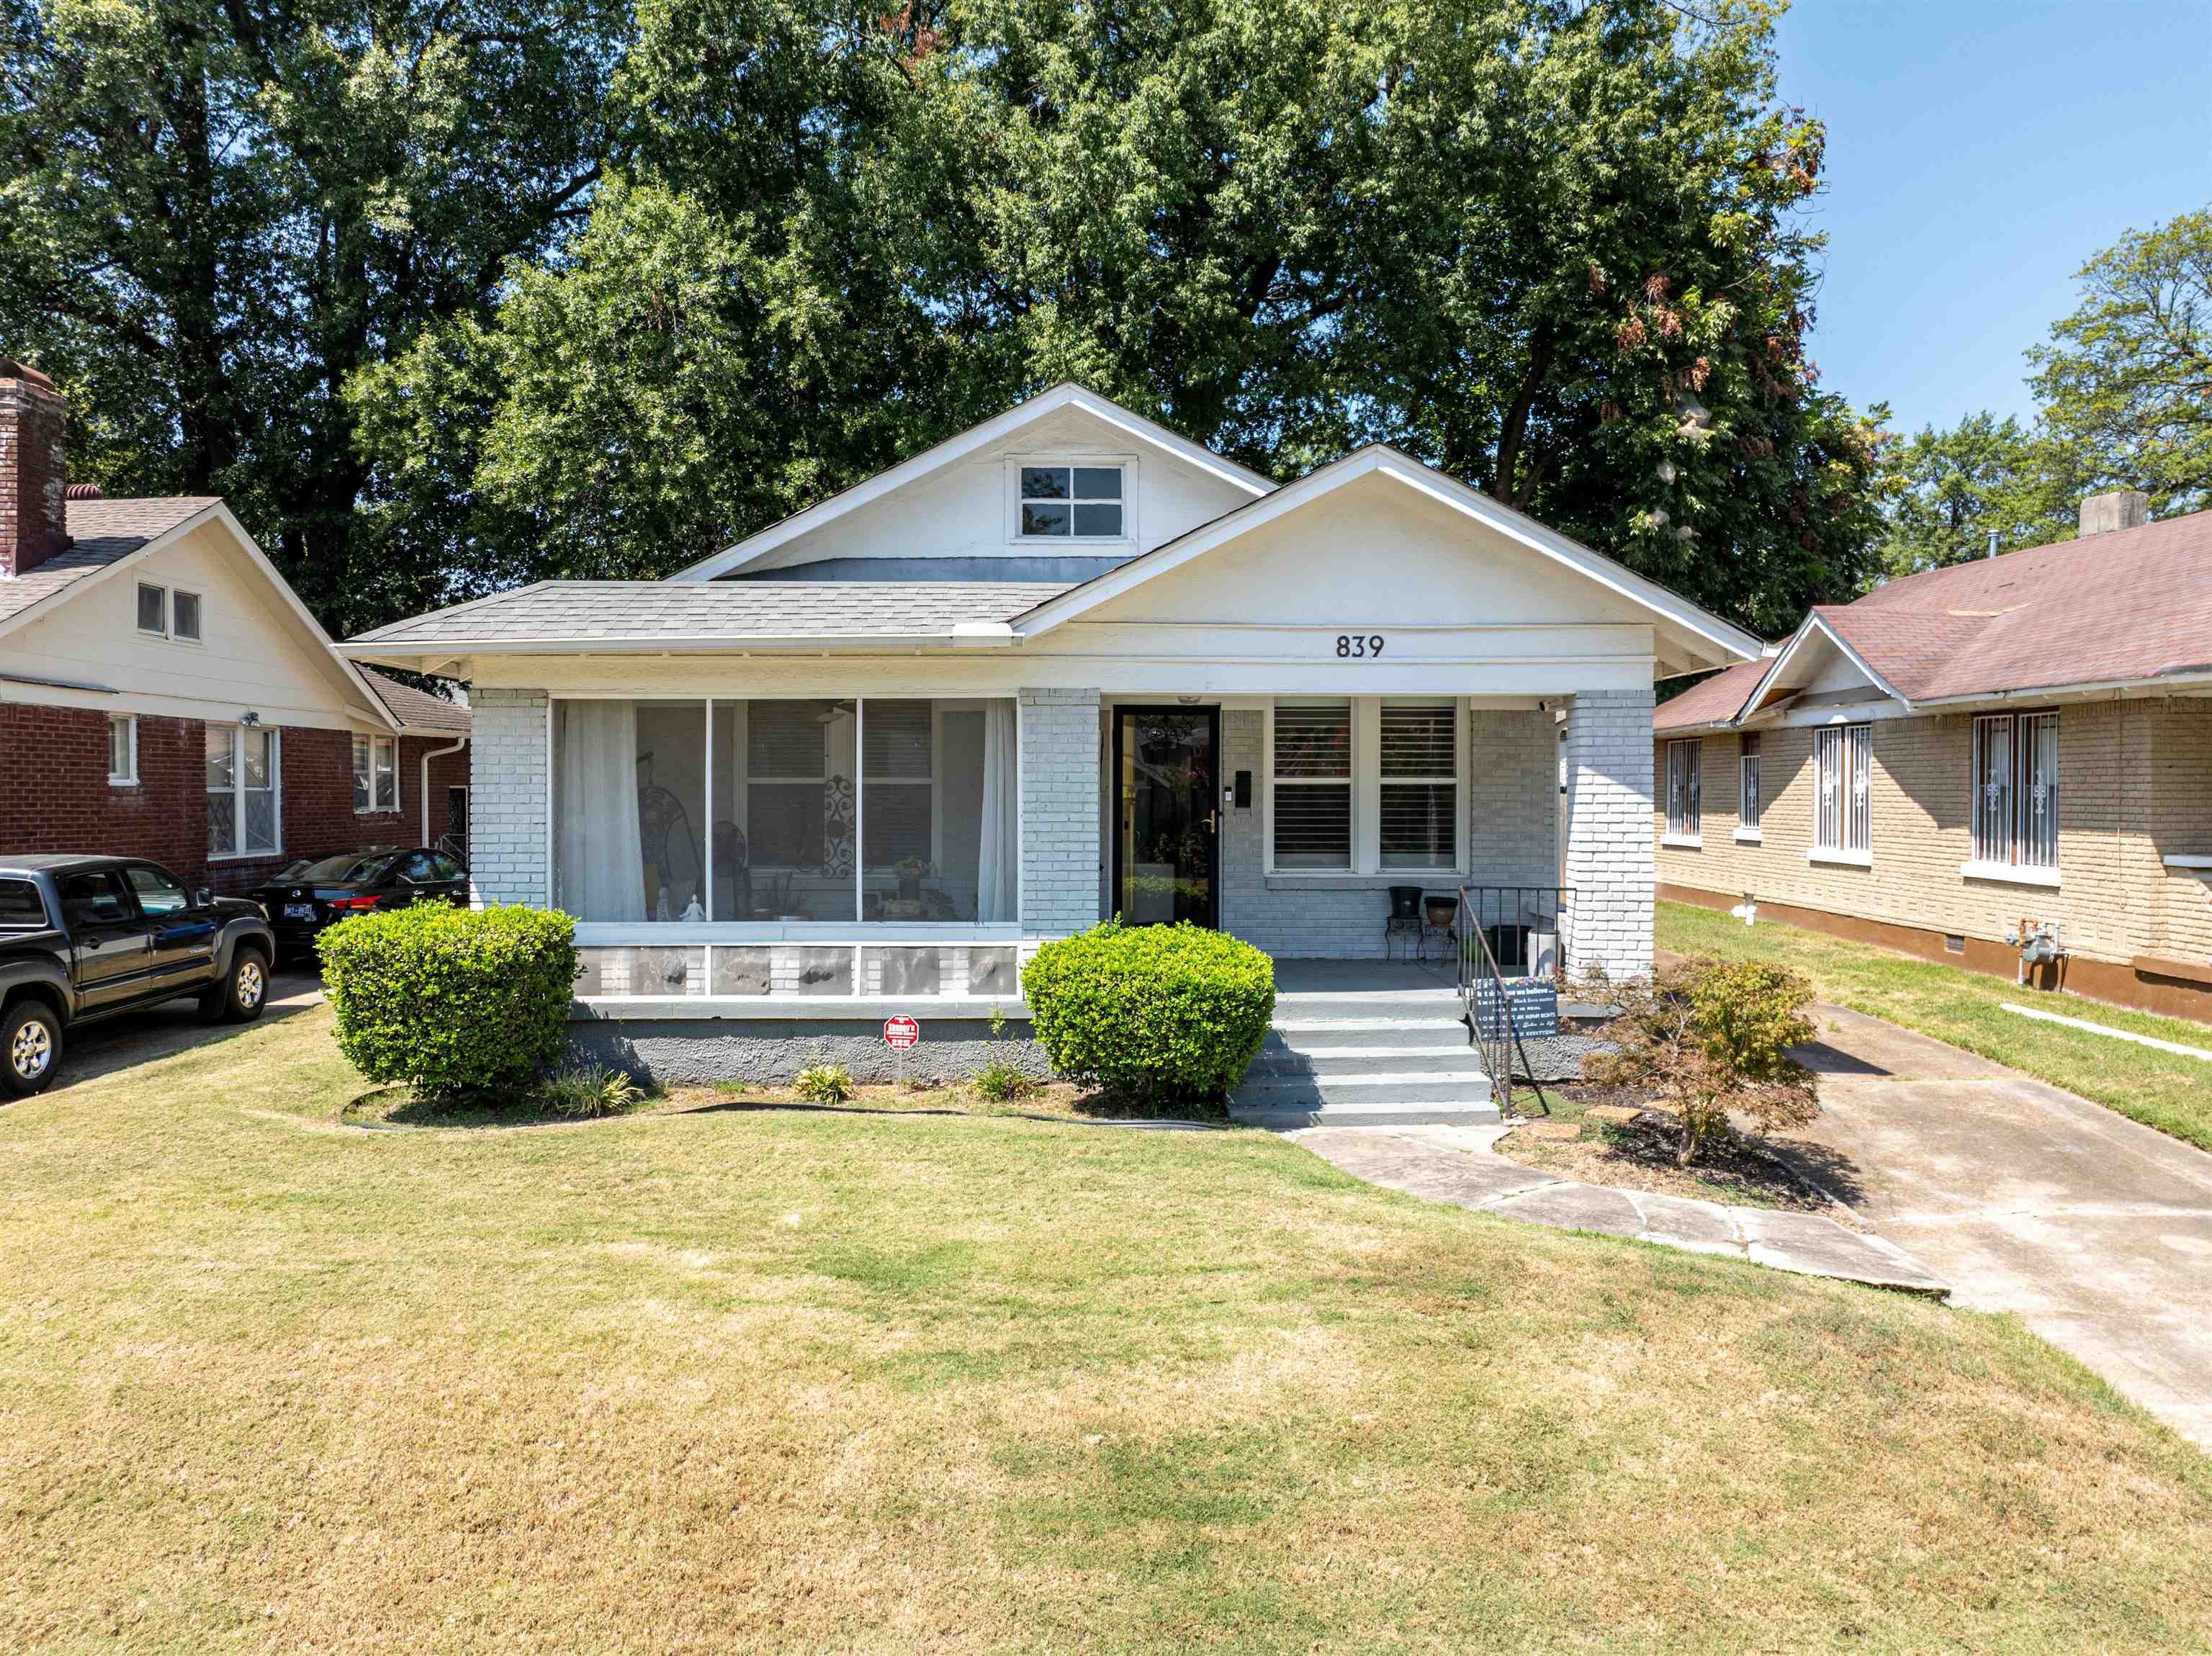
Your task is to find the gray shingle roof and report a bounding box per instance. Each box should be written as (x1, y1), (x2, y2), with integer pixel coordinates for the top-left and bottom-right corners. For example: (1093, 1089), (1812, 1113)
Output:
(346, 581), (1071, 647)
(0, 497), (217, 626)
(364, 670), (472, 734)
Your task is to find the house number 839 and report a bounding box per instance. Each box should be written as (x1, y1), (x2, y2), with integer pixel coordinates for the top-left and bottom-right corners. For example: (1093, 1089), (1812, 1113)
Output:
(1335, 634), (1385, 658)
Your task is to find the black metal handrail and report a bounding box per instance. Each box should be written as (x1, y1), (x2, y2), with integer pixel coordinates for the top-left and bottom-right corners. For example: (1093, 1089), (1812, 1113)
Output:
(1455, 886), (1565, 1119)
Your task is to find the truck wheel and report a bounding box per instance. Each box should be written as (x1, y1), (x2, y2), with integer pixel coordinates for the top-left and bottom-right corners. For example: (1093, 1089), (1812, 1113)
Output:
(3, 1001), (63, 1097)
(200, 948), (269, 1025)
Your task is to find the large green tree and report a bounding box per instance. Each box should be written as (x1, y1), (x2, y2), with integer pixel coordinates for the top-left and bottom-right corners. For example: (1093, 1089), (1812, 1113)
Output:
(1872, 207), (2209, 585)
(361, 0), (1884, 634)
(0, 0), (630, 631)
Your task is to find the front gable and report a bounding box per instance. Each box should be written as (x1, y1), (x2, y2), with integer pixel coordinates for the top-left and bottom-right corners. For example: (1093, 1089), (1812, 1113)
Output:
(675, 385), (1271, 581)
(1, 510), (393, 731)
(1015, 449), (1763, 679)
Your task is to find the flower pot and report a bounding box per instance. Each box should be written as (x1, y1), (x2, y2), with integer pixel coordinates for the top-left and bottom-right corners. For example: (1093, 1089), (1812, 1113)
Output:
(1424, 896), (1457, 929)
(1388, 885), (1423, 921)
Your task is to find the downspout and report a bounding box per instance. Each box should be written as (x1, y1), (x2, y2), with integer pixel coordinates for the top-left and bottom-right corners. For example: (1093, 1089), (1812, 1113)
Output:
(421, 735), (469, 843)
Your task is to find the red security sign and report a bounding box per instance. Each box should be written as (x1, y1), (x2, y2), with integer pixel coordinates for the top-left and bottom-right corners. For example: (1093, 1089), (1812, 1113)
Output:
(884, 1015), (920, 1050)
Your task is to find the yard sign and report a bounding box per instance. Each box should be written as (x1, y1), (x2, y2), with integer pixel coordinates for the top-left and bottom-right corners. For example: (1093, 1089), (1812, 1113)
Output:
(884, 1016), (920, 1048)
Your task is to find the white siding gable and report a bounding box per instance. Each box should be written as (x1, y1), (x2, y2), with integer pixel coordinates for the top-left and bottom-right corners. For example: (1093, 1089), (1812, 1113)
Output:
(709, 403), (1261, 576)
(0, 518), (382, 729)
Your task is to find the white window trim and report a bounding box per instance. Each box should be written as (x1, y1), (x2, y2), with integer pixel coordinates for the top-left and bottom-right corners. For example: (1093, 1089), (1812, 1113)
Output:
(1263, 697), (1469, 878)
(355, 732), (400, 814)
(1807, 846), (1873, 868)
(1660, 834), (1702, 850)
(137, 581), (168, 636)
(1738, 735), (1763, 834)
(107, 714), (138, 786)
(207, 724), (284, 863)
(1003, 453), (1138, 546)
(171, 588), (204, 644)
(1732, 827), (1763, 845)
(1960, 860), (2062, 889)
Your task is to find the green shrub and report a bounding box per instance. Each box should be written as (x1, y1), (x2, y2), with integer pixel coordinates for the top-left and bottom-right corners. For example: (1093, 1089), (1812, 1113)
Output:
(1021, 921), (1274, 1104)
(318, 904), (576, 1099)
(541, 1063), (646, 1119)
(794, 1062), (854, 1104)
(971, 1059), (1035, 1103)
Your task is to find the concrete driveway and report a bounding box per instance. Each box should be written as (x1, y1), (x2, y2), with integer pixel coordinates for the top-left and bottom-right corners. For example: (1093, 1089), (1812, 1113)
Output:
(38, 964), (326, 1094)
(1776, 1003), (2212, 1449)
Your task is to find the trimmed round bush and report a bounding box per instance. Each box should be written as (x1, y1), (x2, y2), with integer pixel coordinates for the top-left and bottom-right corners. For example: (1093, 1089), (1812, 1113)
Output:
(318, 904), (577, 1097)
(1021, 921), (1274, 1103)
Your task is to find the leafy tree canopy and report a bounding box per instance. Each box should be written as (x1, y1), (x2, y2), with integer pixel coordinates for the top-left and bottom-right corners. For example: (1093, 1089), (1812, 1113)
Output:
(13, 0), (1887, 636)
(1872, 207), (2209, 586)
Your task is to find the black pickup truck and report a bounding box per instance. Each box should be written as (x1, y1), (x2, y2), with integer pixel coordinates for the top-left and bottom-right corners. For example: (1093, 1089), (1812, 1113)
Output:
(0, 855), (277, 1097)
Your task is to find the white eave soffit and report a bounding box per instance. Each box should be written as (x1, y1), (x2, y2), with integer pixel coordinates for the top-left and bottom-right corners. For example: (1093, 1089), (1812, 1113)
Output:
(670, 384), (1277, 584)
(1008, 446), (1766, 667)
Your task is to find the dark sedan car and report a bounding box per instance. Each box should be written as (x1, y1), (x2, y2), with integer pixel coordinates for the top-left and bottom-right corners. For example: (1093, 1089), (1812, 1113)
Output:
(248, 847), (468, 960)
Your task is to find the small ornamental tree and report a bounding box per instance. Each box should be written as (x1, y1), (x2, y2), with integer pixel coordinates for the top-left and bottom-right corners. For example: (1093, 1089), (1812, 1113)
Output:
(1585, 957), (1819, 1166)
(318, 904), (577, 1099)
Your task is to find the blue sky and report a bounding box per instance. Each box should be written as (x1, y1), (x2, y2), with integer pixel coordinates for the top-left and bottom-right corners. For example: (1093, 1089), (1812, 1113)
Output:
(1772, 0), (2211, 438)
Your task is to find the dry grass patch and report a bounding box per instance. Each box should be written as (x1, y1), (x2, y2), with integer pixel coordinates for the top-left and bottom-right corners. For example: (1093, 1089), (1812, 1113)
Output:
(1, 1004), (2208, 1653)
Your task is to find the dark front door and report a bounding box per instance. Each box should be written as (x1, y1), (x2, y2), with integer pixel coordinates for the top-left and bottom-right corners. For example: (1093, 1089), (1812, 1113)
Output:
(1113, 706), (1219, 928)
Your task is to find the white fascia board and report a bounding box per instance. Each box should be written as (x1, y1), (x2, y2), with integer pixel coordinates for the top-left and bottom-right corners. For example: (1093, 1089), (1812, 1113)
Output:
(0, 500), (408, 734)
(1010, 446), (1764, 668)
(669, 384), (1276, 584)
(1737, 613), (1910, 721)
(1912, 669), (2212, 708)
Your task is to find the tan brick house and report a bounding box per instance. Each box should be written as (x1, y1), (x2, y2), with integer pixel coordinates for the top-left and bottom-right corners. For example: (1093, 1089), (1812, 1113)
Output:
(1, 363), (470, 888)
(1654, 495), (2212, 1022)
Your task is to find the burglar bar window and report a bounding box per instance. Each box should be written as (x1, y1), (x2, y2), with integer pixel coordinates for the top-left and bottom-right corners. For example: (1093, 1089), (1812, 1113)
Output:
(1815, 724), (1872, 855)
(1665, 739), (1701, 840)
(1272, 702), (1352, 869)
(1738, 732), (1761, 831)
(1972, 712), (2059, 868)
(1379, 702), (1458, 868)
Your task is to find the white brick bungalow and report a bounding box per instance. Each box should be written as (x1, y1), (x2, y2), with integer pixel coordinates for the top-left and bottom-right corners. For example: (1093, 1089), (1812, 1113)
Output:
(341, 386), (1758, 1073)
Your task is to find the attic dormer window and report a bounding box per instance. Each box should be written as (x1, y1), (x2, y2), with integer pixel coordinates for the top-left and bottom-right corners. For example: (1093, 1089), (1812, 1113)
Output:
(1020, 466), (1122, 538)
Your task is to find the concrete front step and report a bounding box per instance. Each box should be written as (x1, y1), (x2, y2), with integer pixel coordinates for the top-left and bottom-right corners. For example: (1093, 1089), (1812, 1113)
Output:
(1251, 1046), (1480, 1077)
(1267, 1018), (1471, 1052)
(1272, 993), (1465, 1022)
(1234, 1071), (1495, 1110)
(1229, 1098), (1505, 1128)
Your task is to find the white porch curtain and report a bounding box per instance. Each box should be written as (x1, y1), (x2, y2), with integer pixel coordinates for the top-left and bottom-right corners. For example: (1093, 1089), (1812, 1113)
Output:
(557, 700), (647, 921)
(976, 699), (1020, 923)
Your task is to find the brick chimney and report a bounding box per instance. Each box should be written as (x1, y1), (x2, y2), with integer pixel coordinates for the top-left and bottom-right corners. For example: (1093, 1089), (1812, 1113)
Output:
(2079, 490), (2150, 537)
(1, 362), (71, 578)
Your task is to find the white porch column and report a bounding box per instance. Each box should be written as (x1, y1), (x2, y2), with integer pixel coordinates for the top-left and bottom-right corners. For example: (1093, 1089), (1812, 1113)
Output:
(1561, 685), (1655, 981)
(1019, 686), (1102, 938)
(467, 688), (551, 909)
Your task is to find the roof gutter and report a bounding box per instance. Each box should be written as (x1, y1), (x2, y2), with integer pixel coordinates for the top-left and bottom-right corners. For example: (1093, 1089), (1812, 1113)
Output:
(421, 734), (469, 844)
(1912, 667), (2212, 708)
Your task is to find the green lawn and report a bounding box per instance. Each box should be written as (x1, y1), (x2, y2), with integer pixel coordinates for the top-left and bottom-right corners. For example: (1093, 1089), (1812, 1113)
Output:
(2, 1004), (2209, 1654)
(1658, 901), (2212, 1152)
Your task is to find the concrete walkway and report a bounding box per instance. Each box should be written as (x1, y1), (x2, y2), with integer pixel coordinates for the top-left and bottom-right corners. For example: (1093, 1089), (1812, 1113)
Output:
(1290, 1122), (1949, 1295)
(1774, 1003), (2212, 1449)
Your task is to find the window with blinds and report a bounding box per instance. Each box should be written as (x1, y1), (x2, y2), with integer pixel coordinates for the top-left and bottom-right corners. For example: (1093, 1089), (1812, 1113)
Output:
(1380, 702), (1458, 868)
(1972, 712), (2059, 868)
(1272, 702), (1352, 868)
(1814, 724), (1871, 854)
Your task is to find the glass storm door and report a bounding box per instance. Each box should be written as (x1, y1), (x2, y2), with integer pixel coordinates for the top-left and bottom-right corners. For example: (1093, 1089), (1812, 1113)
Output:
(1114, 708), (1219, 927)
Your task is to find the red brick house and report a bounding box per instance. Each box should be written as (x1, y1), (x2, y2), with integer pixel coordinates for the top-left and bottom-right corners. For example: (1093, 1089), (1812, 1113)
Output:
(1, 362), (469, 891)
